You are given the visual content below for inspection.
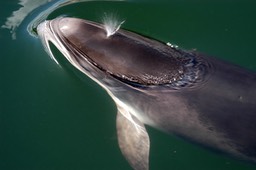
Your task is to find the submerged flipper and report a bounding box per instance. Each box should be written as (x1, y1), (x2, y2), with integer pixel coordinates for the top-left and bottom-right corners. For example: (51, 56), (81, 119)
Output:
(116, 106), (150, 170)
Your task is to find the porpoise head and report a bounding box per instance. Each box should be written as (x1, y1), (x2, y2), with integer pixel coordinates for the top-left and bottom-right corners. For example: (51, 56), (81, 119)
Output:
(37, 17), (205, 92)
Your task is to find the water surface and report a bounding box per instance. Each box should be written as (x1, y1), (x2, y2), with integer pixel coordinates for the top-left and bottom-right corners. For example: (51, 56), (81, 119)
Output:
(1, 0), (256, 169)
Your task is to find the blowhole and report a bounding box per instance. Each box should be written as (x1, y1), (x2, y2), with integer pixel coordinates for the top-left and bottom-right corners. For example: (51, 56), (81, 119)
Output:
(101, 13), (125, 37)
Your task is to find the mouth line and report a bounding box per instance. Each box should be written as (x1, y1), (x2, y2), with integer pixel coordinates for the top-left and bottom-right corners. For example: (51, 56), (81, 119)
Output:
(64, 37), (207, 89)
(43, 18), (210, 90)
(59, 32), (209, 89)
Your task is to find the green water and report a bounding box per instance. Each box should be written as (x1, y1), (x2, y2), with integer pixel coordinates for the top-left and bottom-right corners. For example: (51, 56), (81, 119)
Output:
(1, 0), (256, 170)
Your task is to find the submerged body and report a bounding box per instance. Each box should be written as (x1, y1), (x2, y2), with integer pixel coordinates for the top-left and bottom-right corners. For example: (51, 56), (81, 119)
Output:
(37, 17), (256, 170)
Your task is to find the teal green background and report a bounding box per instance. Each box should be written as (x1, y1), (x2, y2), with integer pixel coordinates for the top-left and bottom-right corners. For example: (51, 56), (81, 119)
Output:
(1, 0), (256, 169)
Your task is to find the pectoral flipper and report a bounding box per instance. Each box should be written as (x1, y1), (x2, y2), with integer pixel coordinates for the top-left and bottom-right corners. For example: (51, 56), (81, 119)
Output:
(116, 106), (150, 170)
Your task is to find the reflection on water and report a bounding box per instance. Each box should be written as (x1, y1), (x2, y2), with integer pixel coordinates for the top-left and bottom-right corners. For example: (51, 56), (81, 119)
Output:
(2, 0), (51, 39)
(2, 0), (125, 39)
(1, 0), (256, 170)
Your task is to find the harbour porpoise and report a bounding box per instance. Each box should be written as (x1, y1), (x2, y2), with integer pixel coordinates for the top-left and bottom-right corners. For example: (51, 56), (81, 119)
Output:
(37, 17), (256, 170)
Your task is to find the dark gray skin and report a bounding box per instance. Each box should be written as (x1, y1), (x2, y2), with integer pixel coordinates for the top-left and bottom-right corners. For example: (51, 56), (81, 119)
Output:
(37, 17), (256, 169)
